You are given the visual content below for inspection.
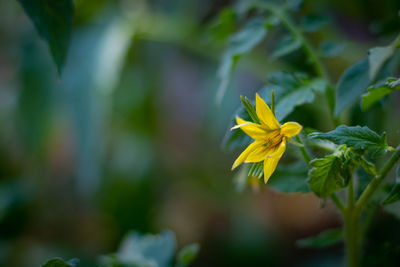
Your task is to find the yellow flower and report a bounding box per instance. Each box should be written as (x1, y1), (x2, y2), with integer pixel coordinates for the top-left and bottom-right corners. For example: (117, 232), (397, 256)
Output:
(231, 93), (302, 183)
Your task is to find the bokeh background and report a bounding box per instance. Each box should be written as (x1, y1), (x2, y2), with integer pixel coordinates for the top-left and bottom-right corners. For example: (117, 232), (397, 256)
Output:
(1, 0), (400, 266)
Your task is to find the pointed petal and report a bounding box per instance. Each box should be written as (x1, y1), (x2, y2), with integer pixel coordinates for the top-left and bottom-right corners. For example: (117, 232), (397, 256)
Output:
(232, 140), (262, 170)
(263, 155), (282, 183)
(281, 122), (302, 137)
(267, 138), (287, 158)
(245, 144), (275, 163)
(234, 117), (268, 140)
(255, 93), (280, 129)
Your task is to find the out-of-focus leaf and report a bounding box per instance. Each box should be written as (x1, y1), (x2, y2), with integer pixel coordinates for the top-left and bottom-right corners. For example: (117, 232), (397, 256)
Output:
(335, 35), (400, 115)
(41, 258), (79, 267)
(368, 45), (396, 80)
(272, 35), (301, 59)
(361, 77), (400, 110)
(383, 165), (400, 205)
(268, 161), (310, 193)
(222, 105), (252, 151)
(286, 0), (303, 11)
(318, 41), (345, 58)
(309, 125), (389, 156)
(334, 58), (369, 116)
(209, 8), (236, 41)
(17, 0), (74, 75)
(177, 243), (200, 267)
(260, 72), (327, 121)
(383, 184), (400, 205)
(301, 14), (328, 32)
(61, 15), (134, 195)
(18, 38), (55, 155)
(216, 17), (268, 103)
(308, 154), (343, 197)
(296, 228), (343, 248)
(110, 230), (176, 267)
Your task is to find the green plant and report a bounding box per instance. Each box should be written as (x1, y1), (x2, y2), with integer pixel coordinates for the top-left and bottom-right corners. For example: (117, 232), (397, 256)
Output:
(220, 1), (400, 266)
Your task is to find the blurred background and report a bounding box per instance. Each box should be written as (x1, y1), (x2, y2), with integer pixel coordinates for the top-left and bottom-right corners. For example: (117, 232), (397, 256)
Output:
(1, 0), (400, 266)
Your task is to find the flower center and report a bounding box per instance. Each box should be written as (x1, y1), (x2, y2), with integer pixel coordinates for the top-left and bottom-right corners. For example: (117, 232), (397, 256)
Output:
(263, 129), (283, 148)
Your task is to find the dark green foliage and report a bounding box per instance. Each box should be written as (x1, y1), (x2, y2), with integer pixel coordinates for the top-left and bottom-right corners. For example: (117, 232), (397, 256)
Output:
(335, 36), (400, 115)
(301, 14), (328, 33)
(17, 0), (74, 75)
(272, 35), (301, 58)
(308, 154), (343, 197)
(259, 72), (327, 121)
(177, 243), (200, 267)
(41, 258), (79, 267)
(318, 41), (345, 58)
(297, 228), (343, 248)
(216, 17), (269, 103)
(268, 161), (310, 193)
(334, 58), (370, 116)
(309, 125), (389, 156)
(362, 77), (400, 110)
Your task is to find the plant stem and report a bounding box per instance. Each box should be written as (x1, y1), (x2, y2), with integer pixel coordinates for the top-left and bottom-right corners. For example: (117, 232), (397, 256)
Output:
(295, 135), (311, 164)
(342, 146), (400, 267)
(344, 210), (361, 267)
(254, 2), (330, 83)
(354, 145), (400, 216)
(331, 193), (345, 213)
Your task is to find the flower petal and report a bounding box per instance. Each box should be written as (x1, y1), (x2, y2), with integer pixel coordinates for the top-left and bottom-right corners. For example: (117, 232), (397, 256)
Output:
(233, 117), (269, 140)
(245, 144), (275, 163)
(231, 140), (263, 170)
(266, 138), (287, 158)
(263, 155), (282, 183)
(281, 122), (302, 137)
(255, 93), (280, 129)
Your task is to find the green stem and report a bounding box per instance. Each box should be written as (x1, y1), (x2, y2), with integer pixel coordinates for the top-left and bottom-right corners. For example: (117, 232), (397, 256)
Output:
(342, 146), (400, 267)
(354, 145), (400, 216)
(331, 193), (345, 213)
(295, 135), (311, 164)
(344, 210), (361, 267)
(254, 2), (330, 82)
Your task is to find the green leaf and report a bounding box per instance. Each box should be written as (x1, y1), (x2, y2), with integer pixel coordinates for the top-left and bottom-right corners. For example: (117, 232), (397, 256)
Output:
(318, 41), (345, 58)
(272, 35), (302, 59)
(216, 17), (268, 103)
(334, 58), (370, 116)
(309, 125), (389, 156)
(209, 8), (237, 41)
(301, 14), (328, 33)
(334, 35), (400, 115)
(383, 184), (400, 205)
(286, 0), (303, 11)
(260, 72), (327, 121)
(177, 243), (200, 266)
(17, 0), (74, 75)
(308, 154), (343, 197)
(361, 77), (400, 110)
(41, 258), (79, 267)
(113, 230), (177, 267)
(382, 164), (400, 205)
(296, 228), (343, 248)
(268, 161), (310, 193)
(368, 45), (396, 80)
